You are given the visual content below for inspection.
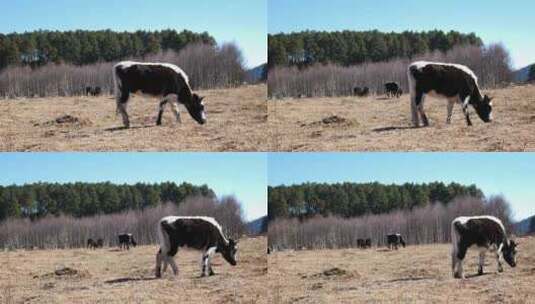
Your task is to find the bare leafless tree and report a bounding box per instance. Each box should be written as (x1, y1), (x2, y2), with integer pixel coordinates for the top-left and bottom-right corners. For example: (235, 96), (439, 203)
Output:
(268, 44), (512, 98)
(268, 195), (514, 251)
(0, 43), (245, 98)
(0, 196), (246, 250)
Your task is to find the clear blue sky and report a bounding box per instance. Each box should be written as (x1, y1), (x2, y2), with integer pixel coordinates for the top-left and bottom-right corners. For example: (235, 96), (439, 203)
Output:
(0, 0), (267, 68)
(268, 153), (535, 221)
(0, 153), (267, 221)
(269, 0), (535, 69)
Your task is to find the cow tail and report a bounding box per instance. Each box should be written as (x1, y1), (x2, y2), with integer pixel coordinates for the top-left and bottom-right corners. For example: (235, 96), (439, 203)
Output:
(112, 65), (121, 115)
(451, 221), (464, 250)
(158, 220), (173, 255)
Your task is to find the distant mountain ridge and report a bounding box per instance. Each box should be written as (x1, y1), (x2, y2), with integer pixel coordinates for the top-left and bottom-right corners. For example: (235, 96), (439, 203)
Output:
(515, 215), (535, 235)
(247, 215), (268, 235)
(513, 64), (534, 83)
(246, 63), (267, 83)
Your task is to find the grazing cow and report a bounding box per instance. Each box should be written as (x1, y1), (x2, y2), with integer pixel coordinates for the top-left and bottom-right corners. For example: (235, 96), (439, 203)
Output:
(96, 238), (104, 248)
(451, 216), (517, 279)
(407, 61), (493, 127)
(113, 61), (206, 128)
(386, 233), (406, 250)
(85, 86), (102, 96)
(357, 238), (372, 249)
(353, 86), (370, 97)
(384, 82), (401, 98)
(118, 233), (137, 250)
(87, 238), (97, 249)
(92, 86), (102, 96)
(155, 216), (238, 278)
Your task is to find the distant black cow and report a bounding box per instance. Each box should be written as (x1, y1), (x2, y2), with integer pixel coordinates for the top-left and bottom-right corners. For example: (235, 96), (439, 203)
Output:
(357, 238), (372, 248)
(353, 86), (370, 97)
(118, 233), (137, 250)
(113, 61), (206, 128)
(451, 216), (517, 279)
(92, 86), (102, 96)
(156, 216), (238, 278)
(386, 233), (406, 250)
(96, 238), (104, 248)
(384, 82), (401, 98)
(85, 86), (102, 96)
(407, 61), (493, 127)
(87, 238), (97, 249)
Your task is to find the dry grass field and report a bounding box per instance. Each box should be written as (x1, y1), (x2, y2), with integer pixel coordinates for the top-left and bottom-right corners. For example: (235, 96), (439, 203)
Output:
(268, 84), (535, 151)
(0, 85), (269, 151)
(268, 235), (535, 303)
(0, 236), (267, 304)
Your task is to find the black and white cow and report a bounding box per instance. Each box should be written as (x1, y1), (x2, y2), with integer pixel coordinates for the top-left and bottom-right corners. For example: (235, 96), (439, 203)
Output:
(384, 82), (401, 98)
(451, 216), (517, 279)
(386, 233), (406, 250)
(407, 61), (493, 127)
(155, 216), (238, 278)
(113, 61), (206, 128)
(118, 233), (137, 250)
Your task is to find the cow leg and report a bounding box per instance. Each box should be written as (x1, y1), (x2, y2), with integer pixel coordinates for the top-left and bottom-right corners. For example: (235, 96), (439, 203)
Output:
(454, 246), (467, 279)
(451, 248), (458, 277)
(116, 92), (130, 128)
(446, 98), (456, 124)
(156, 99), (168, 126)
(461, 96), (472, 126)
(416, 94), (429, 127)
(170, 97), (182, 123)
(167, 255), (178, 276)
(155, 249), (163, 278)
(496, 248), (504, 273)
(478, 250), (485, 275)
(411, 92), (423, 127)
(201, 247), (217, 277)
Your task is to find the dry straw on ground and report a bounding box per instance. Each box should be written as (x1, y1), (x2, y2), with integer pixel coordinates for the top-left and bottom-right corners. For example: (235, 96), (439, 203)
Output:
(0, 236), (267, 304)
(0, 85), (269, 151)
(268, 84), (535, 151)
(268, 235), (535, 304)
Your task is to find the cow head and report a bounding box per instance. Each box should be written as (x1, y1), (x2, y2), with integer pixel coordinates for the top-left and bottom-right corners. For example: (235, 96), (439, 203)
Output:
(185, 94), (206, 125)
(473, 95), (493, 123)
(502, 239), (517, 267)
(219, 239), (238, 266)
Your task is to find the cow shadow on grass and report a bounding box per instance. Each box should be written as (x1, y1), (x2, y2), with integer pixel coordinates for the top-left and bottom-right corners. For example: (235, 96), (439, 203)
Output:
(104, 277), (159, 284)
(104, 125), (153, 132)
(386, 276), (434, 283)
(372, 126), (417, 133)
(464, 272), (493, 279)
